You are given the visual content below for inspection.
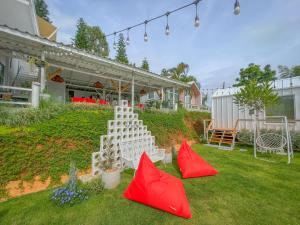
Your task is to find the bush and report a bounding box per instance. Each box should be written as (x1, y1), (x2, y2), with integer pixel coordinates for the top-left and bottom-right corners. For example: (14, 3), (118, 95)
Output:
(237, 129), (300, 151)
(0, 102), (110, 126)
(80, 178), (104, 195)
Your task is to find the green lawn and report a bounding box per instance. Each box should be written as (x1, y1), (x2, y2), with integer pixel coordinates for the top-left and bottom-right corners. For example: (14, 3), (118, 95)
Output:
(1, 144), (299, 225)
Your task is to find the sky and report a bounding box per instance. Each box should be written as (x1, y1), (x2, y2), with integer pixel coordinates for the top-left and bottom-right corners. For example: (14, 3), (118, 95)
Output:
(47, 0), (300, 90)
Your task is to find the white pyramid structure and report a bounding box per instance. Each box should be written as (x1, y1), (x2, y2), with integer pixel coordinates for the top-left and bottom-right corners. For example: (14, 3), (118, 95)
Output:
(92, 100), (165, 176)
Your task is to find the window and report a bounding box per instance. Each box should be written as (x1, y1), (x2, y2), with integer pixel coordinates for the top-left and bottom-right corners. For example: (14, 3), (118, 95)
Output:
(0, 63), (4, 85)
(266, 95), (295, 120)
(148, 92), (154, 99)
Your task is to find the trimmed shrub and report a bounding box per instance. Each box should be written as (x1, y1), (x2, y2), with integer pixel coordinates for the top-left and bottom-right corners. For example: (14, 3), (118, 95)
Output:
(80, 178), (104, 195)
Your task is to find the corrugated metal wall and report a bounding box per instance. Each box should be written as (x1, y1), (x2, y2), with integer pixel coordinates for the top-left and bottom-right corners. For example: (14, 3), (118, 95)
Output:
(212, 86), (300, 131)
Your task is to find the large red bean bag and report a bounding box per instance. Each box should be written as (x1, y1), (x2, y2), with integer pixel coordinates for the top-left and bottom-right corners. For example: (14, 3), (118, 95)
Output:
(124, 152), (192, 219)
(177, 140), (218, 178)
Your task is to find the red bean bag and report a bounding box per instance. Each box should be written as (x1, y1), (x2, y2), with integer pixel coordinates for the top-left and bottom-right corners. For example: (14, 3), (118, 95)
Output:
(124, 152), (192, 219)
(177, 140), (218, 178)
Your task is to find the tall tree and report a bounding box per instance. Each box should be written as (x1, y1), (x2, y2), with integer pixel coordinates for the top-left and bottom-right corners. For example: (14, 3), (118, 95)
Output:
(74, 18), (89, 50)
(74, 18), (109, 57)
(141, 58), (149, 71)
(115, 33), (129, 64)
(87, 26), (109, 57)
(34, 0), (51, 22)
(233, 63), (276, 87)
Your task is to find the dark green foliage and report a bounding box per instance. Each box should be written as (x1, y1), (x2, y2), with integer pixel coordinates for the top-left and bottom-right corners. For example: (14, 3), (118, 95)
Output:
(74, 18), (89, 50)
(141, 58), (149, 71)
(1, 145), (300, 225)
(234, 63), (277, 87)
(74, 18), (109, 57)
(34, 0), (50, 22)
(115, 33), (129, 64)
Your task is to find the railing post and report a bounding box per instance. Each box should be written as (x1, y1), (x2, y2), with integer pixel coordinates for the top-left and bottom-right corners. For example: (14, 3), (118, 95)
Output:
(31, 82), (40, 108)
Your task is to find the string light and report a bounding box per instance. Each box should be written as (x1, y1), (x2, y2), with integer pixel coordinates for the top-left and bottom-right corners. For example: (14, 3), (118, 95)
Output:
(105, 0), (240, 46)
(144, 20), (148, 42)
(194, 0), (200, 27)
(113, 32), (117, 49)
(234, 0), (240, 15)
(126, 28), (130, 45)
(165, 12), (170, 35)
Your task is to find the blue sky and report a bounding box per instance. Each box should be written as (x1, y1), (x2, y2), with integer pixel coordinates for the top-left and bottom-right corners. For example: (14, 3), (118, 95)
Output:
(47, 0), (300, 90)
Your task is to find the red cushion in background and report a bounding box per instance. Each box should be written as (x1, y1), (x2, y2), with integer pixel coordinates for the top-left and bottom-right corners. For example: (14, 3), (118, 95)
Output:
(124, 152), (192, 219)
(177, 140), (218, 178)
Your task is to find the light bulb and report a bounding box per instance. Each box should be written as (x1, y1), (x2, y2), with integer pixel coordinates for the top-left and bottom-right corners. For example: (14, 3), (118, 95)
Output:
(165, 24), (170, 35)
(144, 32), (148, 42)
(194, 15), (200, 27)
(234, 0), (240, 15)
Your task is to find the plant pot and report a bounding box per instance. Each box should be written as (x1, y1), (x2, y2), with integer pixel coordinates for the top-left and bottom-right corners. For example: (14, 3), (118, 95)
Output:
(163, 152), (172, 164)
(102, 168), (121, 189)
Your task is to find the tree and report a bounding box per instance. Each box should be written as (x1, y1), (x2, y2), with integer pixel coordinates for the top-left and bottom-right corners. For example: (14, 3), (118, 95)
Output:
(141, 58), (149, 71)
(74, 18), (109, 57)
(234, 80), (278, 157)
(115, 33), (129, 64)
(233, 63), (276, 87)
(35, 0), (51, 22)
(74, 18), (89, 50)
(278, 65), (300, 79)
(86, 26), (109, 57)
(278, 65), (290, 78)
(291, 65), (300, 77)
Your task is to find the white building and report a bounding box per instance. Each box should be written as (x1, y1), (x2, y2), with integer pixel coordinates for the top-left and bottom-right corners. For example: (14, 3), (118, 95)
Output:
(211, 77), (300, 131)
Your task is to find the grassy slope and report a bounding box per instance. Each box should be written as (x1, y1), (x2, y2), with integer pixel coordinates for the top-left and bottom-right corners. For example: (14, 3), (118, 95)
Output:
(0, 144), (299, 225)
(0, 108), (209, 189)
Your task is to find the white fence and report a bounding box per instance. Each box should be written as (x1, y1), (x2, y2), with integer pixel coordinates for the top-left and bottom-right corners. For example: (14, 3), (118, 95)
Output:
(0, 82), (40, 108)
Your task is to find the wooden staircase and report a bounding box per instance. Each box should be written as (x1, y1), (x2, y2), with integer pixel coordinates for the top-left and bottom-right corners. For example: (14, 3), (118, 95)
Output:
(208, 128), (237, 150)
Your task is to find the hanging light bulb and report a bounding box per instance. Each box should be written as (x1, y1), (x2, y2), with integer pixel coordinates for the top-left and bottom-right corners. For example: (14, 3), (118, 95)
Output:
(126, 28), (130, 45)
(113, 32), (117, 49)
(165, 12), (170, 35)
(234, 0), (240, 15)
(194, 0), (200, 27)
(144, 20), (148, 42)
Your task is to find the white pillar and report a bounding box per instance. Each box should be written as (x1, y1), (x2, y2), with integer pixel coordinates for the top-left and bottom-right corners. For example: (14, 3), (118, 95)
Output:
(118, 80), (121, 105)
(31, 82), (40, 108)
(40, 52), (46, 92)
(131, 75), (135, 108)
(160, 87), (164, 109)
(103, 90), (106, 100)
(183, 89), (186, 109)
(172, 86), (176, 110)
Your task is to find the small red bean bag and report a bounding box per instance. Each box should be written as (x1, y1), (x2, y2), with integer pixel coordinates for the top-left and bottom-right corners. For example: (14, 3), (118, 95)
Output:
(177, 140), (218, 178)
(124, 152), (192, 219)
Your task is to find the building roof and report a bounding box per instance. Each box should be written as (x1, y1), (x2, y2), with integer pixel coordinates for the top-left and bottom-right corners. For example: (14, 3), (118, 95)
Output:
(0, 24), (190, 90)
(212, 76), (300, 97)
(37, 16), (57, 41)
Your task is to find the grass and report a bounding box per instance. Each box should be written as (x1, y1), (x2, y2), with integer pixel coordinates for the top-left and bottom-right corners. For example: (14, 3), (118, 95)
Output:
(0, 144), (299, 225)
(0, 106), (209, 193)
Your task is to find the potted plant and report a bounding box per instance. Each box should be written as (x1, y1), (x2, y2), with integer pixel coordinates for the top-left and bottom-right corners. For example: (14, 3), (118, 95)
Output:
(100, 139), (121, 189)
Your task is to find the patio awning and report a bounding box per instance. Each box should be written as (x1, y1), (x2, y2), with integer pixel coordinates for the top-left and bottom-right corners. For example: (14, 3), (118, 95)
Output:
(0, 24), (190, 90)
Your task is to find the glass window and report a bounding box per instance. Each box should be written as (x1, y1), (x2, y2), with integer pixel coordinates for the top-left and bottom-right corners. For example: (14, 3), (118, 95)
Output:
(0, 63), (4, 85)
(148, 92), (154, 99)
(266, 95), (295, 120)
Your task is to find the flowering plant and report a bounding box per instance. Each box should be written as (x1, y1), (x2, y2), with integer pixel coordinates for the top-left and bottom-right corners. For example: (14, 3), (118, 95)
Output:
(51, 162), (88, 206)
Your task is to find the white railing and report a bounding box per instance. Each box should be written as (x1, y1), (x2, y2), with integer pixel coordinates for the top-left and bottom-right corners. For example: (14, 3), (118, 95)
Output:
(0, 82), (40, 108)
